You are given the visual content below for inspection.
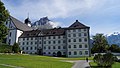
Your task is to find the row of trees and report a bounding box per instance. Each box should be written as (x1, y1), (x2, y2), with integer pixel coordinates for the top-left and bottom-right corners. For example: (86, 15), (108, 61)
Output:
(0, 42), (20, 53)
(91, 34), (120, 54)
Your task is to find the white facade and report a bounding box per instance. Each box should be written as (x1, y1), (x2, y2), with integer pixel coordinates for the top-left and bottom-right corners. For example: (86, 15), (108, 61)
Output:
(18, 20), (90, 57)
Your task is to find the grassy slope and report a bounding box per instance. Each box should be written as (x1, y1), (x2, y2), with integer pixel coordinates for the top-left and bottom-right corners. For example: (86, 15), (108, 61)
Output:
(0, 54), (73, 68)
(89, 62), (120, 68)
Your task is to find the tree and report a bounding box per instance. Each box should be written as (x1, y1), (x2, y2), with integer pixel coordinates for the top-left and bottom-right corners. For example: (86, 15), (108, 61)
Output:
(0, 1), (9, 42)
(109, 44), (120, 53)
(0, 43), (12, 53)
(12, 43), (20, 53)
(91, 34), (109, 53)
(94, 53), (115, 67)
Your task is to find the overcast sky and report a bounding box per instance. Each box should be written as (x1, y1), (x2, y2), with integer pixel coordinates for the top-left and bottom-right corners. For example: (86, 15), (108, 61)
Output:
(2, 0), (120, 35)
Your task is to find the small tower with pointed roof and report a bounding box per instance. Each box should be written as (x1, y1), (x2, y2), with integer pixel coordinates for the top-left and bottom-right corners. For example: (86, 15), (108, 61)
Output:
(24, 17), (31, 27)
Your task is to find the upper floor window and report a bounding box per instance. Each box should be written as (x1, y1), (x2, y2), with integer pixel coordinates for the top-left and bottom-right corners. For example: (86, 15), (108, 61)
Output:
(44, 46), (46, 49)
(58, 40), (61, 44)
(63, 40), (65, 43)
(69, 45), (71, 48)
(73, 34), (76, 37)
(84, 33), (87, 36)
(73, 39), (76, 42)
(48, 41), (51, 44)
(78, 33), (81, 37)
(53, 41), (56, 44)
(48, 46), (51, 49)
(84, 29), (86, 31)
(35, 37), (37, 40)
(39, 41), (41, 44)
(53, 36), (55, 39)
(31, 42), (33, 45)
(68, 39), (71, 42)
(22, 42), (24, 45)
(85, 44), (88, 48)
(27, 38), (29, 40)
(74, 45), (76, 48)
(44, 37), (46, 39)
(73, 29), (76, 32)
(31, 37), (33, 40)
(35, 42), (37, 44)
(79, 45), (82, 48)
(23, 38), (25, 41)
(68, 34), (71, 37)
(44, 41), (46, 44)
(78, 29), (81, 32)
(63, 46), (66, 49)
(48, 36), (51, 39)
(58, 46), (61, 49)
(68, 30), (71, 32)
(58, 36), (61, 39)
(84, 38), (87, 42)
(53, 46), (56, 49)
(26, 42), (29, 45)
(79, 39), (82, 42)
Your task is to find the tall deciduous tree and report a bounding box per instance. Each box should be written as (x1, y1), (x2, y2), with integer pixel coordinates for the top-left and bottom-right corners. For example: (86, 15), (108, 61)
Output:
(91, 34), (109, 53)
(0, 1), (9, 42)
(12, 43), (20, 53)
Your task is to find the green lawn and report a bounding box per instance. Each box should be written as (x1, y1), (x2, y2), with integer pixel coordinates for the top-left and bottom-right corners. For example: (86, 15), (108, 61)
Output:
(89, 62), (120, 68)
(0, 54), (73, 68)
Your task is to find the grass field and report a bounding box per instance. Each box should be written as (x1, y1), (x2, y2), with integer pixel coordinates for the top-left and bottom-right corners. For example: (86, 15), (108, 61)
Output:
(89, 62), (120, 68)
(0, 54), (73, 68)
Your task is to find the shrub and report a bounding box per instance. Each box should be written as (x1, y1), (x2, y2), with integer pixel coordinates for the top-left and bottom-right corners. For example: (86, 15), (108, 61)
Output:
(93, 53), (115, 67)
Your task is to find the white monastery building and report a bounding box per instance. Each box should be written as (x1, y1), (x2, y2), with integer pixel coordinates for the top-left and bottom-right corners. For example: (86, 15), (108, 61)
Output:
(5, 16), (90, 57)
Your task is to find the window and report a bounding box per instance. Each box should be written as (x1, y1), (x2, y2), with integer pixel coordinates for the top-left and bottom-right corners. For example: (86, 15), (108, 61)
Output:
(39, 41), (41, 44)
(35, 37), (37, 40)
(53, 46), (55, 49)
(79, 45), (82, 48)
(27, 38), (29, 40)
(68, 34), (71, 37)
(48, 36), (51, 39)
(9, 39), (11, 45)
(74, 51), (77, 55)
(58, 36), (61, 39)
(53, 41), (56, 44)
(6, 21), (8, 25)
(63, 52), (66, 55)
(9, 32), (11, 37)
(31, 42), (33, 45)
(39, 37), (41, 40)
(48, 41), (51, 44)
(23, 38), (25, 41)
(74, 45), (76, 48)
(85, 44), (88, 48)
(69, 45), (71, 48)
(73, 29), (76, 32)
(84, 33), (87, 36)
(43, 52), (46, 54)
(84, 29), (86, 31)
(44, 37), (46, 39)
(53, 36), (55, 39)
(58, 40), (61, 44)
(26, 47), (28, 50)
(22, 42), (24, 45)
(63, 40), (65, 43)
(85, 51), (88, 55)
(78, 29), (81, 32)
(63, 46), (66, 49)
(31, 37), (33, 40)
(35, 42), (37, 44)
(78, 33), (81, 37)
(58, 46), (61, 49)
(84, 38), (87, 42)
(27, 42), (29, 45)
(73, 34), (76, 37)
(79, 51), (82, 55)
(48, 46), (51, 49)
(48, 52), (51, 54)
(79, 39), (82, 42)
(22, 47), (24, 50)
(73, 39), (76, 42)
(30, 47), (32, 50)
(35, 47), (37, 50)
(68, 30), (71, 32)
(44, 41), (46, 44)
(69, 52), (71, 55)
(44, 46), (46, 49)
(68, 39), (71, 42)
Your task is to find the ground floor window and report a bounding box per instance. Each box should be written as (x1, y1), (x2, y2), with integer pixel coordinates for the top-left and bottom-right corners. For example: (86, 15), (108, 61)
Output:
(85, 51), (88, 55)
(69, 52), (71, 55)
(74, 51), (77, 55)
(79, 51), (82, 55)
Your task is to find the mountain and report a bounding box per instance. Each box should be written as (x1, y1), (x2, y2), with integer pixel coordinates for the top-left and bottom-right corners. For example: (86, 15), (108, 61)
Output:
(106, 32), (120, 46)
(32, 17), (55, 29)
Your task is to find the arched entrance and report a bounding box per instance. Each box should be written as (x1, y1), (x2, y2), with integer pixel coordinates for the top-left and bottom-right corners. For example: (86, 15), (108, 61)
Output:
(57, 51), (62, 57)
(53, 52), (56, 57)
(37, 47), (42, 55)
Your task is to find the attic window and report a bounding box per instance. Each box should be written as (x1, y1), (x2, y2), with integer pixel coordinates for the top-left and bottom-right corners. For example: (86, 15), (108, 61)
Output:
(74, 25), (78, 27)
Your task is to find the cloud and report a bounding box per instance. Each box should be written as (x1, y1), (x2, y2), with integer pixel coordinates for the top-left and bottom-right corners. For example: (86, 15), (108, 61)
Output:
(2, 0), (107, 21)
